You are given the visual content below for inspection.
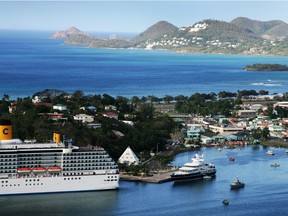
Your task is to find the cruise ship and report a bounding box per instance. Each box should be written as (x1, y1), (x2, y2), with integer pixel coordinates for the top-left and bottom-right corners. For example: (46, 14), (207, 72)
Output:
(0, 119), (119, 195)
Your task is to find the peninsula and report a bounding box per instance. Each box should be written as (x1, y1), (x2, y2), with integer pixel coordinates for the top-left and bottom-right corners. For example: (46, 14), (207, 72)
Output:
(51, 17), (288, 56)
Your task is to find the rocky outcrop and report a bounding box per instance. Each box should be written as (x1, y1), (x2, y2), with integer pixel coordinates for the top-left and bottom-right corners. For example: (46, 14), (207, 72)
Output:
(50, 27), (87, 39)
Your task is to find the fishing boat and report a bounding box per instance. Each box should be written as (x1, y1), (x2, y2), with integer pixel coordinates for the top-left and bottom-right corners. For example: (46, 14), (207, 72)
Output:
(230, 177), (245, 189)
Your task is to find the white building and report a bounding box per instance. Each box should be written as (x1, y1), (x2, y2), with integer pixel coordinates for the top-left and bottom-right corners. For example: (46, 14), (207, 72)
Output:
(74, 114), (94, 123)
(53, 104), (67, 111)
(274, 101), (288, 109)
(118, 146), (140, 165)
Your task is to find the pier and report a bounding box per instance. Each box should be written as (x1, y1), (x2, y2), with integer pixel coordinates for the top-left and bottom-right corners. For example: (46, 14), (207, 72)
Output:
(120, 171), (174, 183)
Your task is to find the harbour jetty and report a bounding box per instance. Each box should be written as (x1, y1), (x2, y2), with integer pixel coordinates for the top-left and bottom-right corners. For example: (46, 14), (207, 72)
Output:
(120, 171), (175, 183)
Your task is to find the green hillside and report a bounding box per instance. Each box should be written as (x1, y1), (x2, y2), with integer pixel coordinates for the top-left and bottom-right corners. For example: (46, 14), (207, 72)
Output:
(231, 17), (288, 38)
(51, 17), (288, 56)
(130, 20), (178, 45)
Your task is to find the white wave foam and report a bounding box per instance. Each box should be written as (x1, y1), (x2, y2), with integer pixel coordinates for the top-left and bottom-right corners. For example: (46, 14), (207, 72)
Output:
(251, 82), (283, 86)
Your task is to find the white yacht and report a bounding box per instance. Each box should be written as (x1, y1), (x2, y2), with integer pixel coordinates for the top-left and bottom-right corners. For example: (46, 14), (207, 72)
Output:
(266, 150), (275, 155)
(0, 120), (119, 195)
(171, 153), (216, 181)
(183, 154), (217, 177)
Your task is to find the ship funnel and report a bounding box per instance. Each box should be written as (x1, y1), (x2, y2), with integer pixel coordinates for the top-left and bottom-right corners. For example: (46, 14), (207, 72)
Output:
(0, 119), (12, 140)
(53, 133), (61, 143)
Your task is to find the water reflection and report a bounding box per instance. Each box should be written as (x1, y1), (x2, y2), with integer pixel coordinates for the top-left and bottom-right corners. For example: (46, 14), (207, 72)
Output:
(0, 190), (119, 216)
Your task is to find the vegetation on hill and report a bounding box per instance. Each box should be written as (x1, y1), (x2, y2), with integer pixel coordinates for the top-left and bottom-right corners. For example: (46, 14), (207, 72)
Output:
(51, 17), (288, 55)
(231, 17), (288, 38)
(130, 20), (178, 45)
(2, 89), (288, 161)
(244, 64), (288, 71)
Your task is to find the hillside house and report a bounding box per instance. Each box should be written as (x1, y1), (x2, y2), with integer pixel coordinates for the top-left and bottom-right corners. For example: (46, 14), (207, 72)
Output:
(237, 110), (257, 118)
(53, 104), (68, 111)
(102, 112), (118, 119)
(209, 124), (243, 133)
(74, 114), (94, 123)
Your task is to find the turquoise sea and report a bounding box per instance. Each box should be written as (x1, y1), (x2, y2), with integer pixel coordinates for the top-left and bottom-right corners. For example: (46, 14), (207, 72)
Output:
(1, 30), (288, 99)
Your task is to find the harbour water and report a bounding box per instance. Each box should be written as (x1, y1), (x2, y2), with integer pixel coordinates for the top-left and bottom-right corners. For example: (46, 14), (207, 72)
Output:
(1, 30), (288, 99)
(1, 145), (288, 216)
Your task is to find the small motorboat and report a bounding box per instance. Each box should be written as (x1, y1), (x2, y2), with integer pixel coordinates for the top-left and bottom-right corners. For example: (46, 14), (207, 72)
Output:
(223, 199), (229, 205)
(270, 163), (280, 167)
(266, 150), (275, 155)
(229, 157), (235, 161)
(230, 177), (245, 189)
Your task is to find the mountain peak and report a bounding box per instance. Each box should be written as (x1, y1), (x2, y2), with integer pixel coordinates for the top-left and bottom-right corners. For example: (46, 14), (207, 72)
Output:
(50, 26), (86, 39)
(131, 20), (178, 44)
(231, 17), (288, 38)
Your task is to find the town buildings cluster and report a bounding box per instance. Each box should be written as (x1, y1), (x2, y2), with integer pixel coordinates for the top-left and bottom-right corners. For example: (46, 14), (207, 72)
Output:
(183, 100), (288, 147)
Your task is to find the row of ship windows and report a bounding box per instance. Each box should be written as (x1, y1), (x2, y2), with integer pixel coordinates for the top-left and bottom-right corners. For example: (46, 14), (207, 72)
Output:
(0, 163), (16, 166)
(19, 157), (61, 160)
(1, 183), (44, 187)
(63, 163), (115, 167)
(63, 177), (82, 180)
(64, 156), (108, 159)
(0, 152), (107, 158)
(18, 161), (59, 165)
(64, 160), (112, 163)
(66, 152), (107, 156)
(0, 167), (16, 170)
(0, 157), (110, 162)
(104, 179), (118, 182)
(25, 179), (41, 182)
(0, 155), (17, 158)
(0, 170), (15, 173)
(63, 167), (117, 171)
(0, 161), (114, 166)
(0, 159), (16, 162)
(63, 173), (84, 176)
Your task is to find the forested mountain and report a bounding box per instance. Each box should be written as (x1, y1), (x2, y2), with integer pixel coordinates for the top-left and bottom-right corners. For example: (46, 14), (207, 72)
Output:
(130, 21), (178, 45)
(231, 17), (288, 39)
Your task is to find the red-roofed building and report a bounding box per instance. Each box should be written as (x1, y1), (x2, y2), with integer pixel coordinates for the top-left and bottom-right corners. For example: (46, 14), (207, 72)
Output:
(102, 112), (118, 119)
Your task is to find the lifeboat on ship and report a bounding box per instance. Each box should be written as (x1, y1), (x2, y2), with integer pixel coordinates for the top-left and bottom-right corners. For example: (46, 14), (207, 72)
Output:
(17, 167), (31, 174)
(47, 166), (61, 173)
(32, 167), (46, 173)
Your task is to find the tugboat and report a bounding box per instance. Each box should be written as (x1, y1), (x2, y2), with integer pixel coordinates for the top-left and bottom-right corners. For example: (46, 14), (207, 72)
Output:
(230, 177), (245, 189)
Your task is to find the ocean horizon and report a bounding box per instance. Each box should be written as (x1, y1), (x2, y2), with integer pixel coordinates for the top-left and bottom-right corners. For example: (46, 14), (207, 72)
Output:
(1, 30), (288, 100)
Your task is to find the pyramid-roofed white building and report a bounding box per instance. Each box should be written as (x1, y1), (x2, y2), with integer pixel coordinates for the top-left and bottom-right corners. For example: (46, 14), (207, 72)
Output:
(118, 146), (140, 165)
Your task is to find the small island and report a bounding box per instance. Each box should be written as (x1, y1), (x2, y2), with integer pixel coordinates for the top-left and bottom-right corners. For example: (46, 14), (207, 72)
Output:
(244, 64), (288, 71)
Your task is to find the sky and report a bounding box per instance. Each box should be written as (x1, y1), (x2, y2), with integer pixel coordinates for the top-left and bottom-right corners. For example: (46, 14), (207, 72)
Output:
(1, 1), (288, 33)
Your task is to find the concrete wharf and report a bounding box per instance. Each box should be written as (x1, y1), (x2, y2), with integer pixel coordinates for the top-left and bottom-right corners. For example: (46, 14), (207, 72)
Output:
(120, 171), (174, 183)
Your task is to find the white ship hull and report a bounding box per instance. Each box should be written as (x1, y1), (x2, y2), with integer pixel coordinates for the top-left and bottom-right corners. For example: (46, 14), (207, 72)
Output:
(0, 123), (120, 196)
(0, 174), (119, 195)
